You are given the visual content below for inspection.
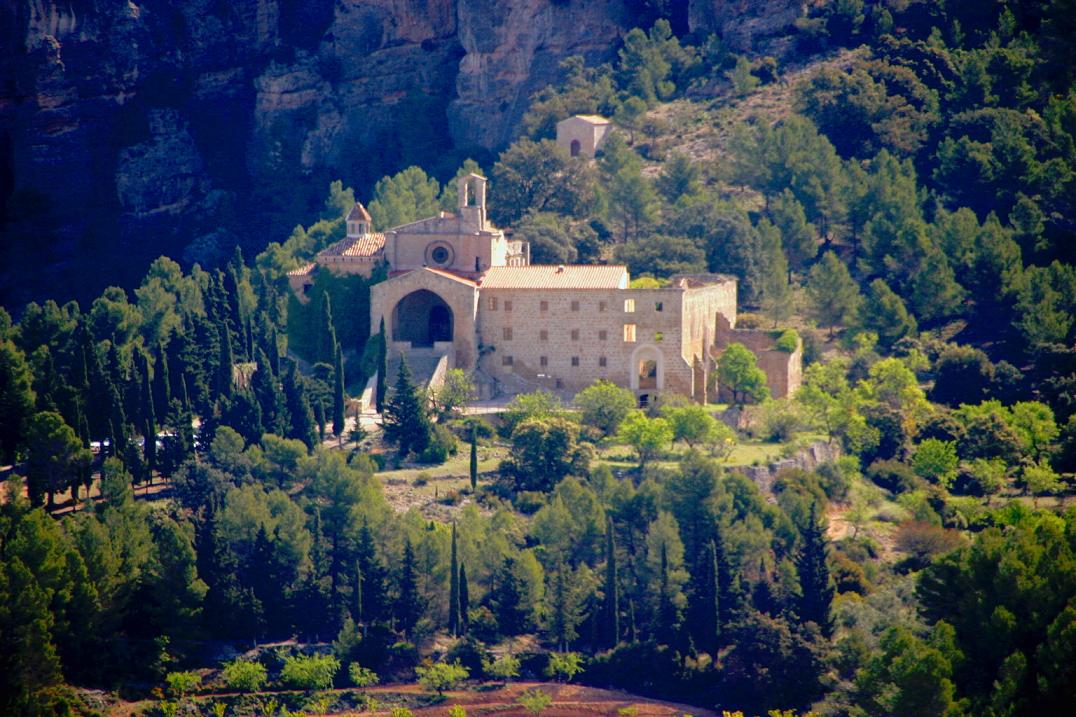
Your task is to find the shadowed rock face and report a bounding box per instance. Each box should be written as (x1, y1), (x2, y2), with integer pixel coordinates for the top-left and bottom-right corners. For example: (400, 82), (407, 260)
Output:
(0, 0), (797, 308)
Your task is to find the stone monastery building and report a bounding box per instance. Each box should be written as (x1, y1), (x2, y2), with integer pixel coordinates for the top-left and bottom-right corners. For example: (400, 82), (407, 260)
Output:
(290, 173), (800, 405)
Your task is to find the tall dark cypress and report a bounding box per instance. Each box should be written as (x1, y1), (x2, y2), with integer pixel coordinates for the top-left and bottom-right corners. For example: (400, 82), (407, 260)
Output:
(282, 359), (316, 449)
(217, 319), (235, 401)
(714, 527), (739, 629)
(796, 503), (834, 637)
(355, 522), (387, 624)
(375, 317), (387, 412)
(252, 348), (285, 435)
(602, 519), (620, 648)
(688, 540), (720, 655)
(140, 353), (157, 481)
(656, 543), (679, 641)
(458, 562), (470, 633)
(320, 292), (338, 365)
(154, 343), (171, 419)
(396, 539), (423, 636)
(449, 523), (461, 635)
(469, 424), (478, 492)
(314, 399), (326, 443)
(332, 342), (345, 437)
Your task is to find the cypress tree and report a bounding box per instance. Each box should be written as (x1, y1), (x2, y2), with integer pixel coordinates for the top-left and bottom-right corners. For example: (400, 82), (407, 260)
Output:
(549, 562), (579, 651)
(688, 540), (720, 655)
(458, 562), (470, 632)
(140, 353), (157, 481)
(469, 424), (478, 492)
(381, 356), (431, 456)
(602, 519), (620, 648)
(282, 359), (317, 449)
(796, 503), (834, 637)
(355, 522), (387, 624)
(154, 343), (171, 419)
(656, 543), (679, 641)
(449, 523), (460, 635)
(314, 399), (326, 443)
(217, 319), (235, 401)
(332, 342), (346, 437)
(375, 318), (388, 413)
(320, 292), (338, 365)
(353, 560), (364, 625)
(252, 348), (286, 436)
(76, 400), (93, 497)
(490, 556), (529, 636)
(714, 527), (739, 629)
(396, 539), (423, 636)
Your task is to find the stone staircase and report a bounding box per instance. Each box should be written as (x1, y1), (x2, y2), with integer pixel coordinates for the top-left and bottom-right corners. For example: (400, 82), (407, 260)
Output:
(386, 348), (447, 395)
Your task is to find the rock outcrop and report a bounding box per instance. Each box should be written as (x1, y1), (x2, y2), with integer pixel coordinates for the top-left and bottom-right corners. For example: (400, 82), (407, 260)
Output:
(0, 0), (807, 307)
(689, 0), (805, 53)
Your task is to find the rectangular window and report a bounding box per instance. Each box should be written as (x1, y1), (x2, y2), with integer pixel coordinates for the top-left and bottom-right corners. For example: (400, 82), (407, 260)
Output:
(655, 301), (664, 312)
(571, 329), (579, 341)
(599, 356), (607, 368)
(501, 355), (513, 366)
(540, 300), (549, 312)
(624, 299), (635, 313)
(540, 356), (548, 367)
(599, 301), (607, 312)
(488, 297), (498, 310)
(624, 324), (637, 342)
(539, 329), (548, 341)
(599, 329), (608, 341)
(571, 300), (580, 312)
(503, 327), (513, 340)
(504, 300), (513, 312)
(655, 331), (664, 342)
(571, 356), (580, 367)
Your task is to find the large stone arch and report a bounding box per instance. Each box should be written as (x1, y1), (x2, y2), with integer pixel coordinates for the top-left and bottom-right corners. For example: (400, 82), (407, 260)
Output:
(629, 344), (665, 392)
(391, 289), (454, 347)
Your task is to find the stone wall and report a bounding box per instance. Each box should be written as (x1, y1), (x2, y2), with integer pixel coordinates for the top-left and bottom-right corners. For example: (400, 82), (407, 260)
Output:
(730, 440), (842, 495)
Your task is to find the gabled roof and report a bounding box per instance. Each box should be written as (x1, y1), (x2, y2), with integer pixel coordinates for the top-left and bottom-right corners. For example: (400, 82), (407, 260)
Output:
(560, 114), (611, 126)
(346, 202), (372, 222)
(480, 265), (629, 290)
(287, 262), (316, 277)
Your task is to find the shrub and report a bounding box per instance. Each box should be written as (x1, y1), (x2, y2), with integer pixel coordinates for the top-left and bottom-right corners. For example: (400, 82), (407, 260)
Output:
(517, 689), (553, 715)
(774, 328), (800, 353)
(416, 661), (469, 696)
(545, 652), (584, 682)
(483, 653), (520, 682)
(348, 663), (379, 688)
(894, 521), (963, 570)
(165, 671), (201, 698)
(418, 423), (457, 464)
(221, 660), (267, 692)
(865, 459), (921, 494)
(279, 654), (340, 691)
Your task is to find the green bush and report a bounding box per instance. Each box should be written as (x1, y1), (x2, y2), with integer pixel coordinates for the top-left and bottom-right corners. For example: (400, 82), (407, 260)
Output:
(221, 659), (268, 692)
(279, 654), (340, 691)
(165, 671), (201, 698)
(416, 661), (469, 695)
(348, 663), (380, 688)
(775, 328), (800, 352)
(418, 423), (457, 464)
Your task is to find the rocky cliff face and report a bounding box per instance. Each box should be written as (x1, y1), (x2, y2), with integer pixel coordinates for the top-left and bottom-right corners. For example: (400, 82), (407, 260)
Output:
(0, 0), (797, 308)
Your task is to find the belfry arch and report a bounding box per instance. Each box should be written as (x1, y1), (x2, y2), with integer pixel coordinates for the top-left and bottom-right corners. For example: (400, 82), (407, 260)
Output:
(391, 289), (454, 347)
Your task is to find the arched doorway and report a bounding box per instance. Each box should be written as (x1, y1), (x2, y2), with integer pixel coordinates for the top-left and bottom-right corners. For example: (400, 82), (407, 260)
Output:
(630, 345), (664, 393)
(570, 139), (581, 157)
(392, 290), (454, 347)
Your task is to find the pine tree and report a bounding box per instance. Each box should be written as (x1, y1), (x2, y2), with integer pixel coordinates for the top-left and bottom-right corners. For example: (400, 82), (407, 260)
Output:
(758, 218), (794, 325)
(458, 562), (470, 633)
(796, 503), (834, 637)
(806, 251), (862, 336)
(355, 522), (387, 625)
(252, 348), (286, 436)
(490, 556), (529, 636)
(548, 562), (580, 651)
(396, 539), (423, 636)
(469, 424), (478, 492)
(381, 356), (431, 456)
(333, 342), (346, 437)
(655, 543), (679, 642)
(449, 523), (461, 635)
(714, 528), (739, 629)
(375, 318), (388, 413)
(602, 520), (620, 648)
(857, 278), (917, 348)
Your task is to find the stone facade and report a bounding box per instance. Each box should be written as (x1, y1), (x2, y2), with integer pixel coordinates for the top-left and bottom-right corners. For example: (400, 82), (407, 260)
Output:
(300, 173), (800, 405)
(555, 115), (612, 158)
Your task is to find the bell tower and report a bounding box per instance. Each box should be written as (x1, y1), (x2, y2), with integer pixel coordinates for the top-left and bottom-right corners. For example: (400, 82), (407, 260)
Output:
(458, 173), (488, 231)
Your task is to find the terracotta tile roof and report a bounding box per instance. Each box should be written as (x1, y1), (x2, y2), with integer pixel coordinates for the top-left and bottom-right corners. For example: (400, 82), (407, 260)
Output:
(319, 232), (386, 259)
(423, 267), (478, 286)
(287, 262), (316, 277)
(346, 202), (372, 222)
(480, 264), (629, 290)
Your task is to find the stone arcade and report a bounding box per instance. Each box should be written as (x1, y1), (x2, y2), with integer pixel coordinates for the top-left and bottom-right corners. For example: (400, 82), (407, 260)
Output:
(289, 174), (801, 406)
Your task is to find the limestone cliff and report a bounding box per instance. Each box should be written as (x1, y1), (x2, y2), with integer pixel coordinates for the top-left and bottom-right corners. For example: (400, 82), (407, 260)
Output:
(0, 0), (799, 307)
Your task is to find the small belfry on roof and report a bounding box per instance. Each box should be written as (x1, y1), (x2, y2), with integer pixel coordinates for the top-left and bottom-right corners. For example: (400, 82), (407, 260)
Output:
(347, 202), (372, 222)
